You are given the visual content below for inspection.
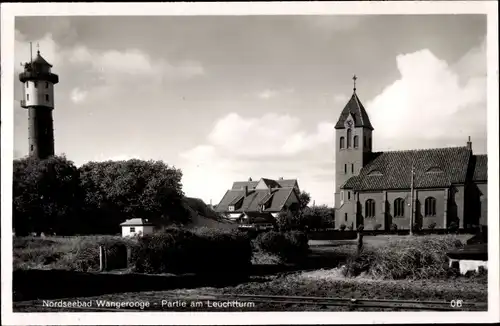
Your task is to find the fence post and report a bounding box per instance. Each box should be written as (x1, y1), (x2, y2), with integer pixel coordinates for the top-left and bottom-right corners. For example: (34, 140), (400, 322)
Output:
(357, 231), (363, 253)
(99, 245), (105, 272)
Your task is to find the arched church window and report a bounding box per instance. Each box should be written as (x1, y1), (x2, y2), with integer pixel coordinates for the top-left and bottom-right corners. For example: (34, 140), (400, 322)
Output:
(365, 199), (375, 218)
(394, 198), (405, 217)
(340, 137), (345, 149)
(425, 197), (436, 217)
(354, 136), (359, 148)
(347, 129), (352, 148)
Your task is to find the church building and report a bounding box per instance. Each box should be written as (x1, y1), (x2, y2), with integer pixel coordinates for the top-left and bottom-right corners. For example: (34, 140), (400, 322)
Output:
(334, 77), (487, 231)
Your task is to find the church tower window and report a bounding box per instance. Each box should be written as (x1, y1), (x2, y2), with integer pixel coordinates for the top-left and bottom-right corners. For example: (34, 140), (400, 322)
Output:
(347, 129), (352, 148)
(354, 135), (359, 148)
(340, 137), (345, 149)
(344, 164), (347, 174)
(365, 199), (376, 218)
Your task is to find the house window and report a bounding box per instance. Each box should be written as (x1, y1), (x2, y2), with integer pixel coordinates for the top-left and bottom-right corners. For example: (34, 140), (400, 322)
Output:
(34, 82), (38, 88)
(394, 198), (405, 217)
(425, 197), (436, 216)
(351, 164), (354, 173)
(340, 137), (345, 149)
(365, 199), (376, 218)
(354, 136), (359, 148)
(26, 82), (29, 88)
(45, 94), (50, 102)
(27, 94), (30, 101)
(347, 129), (352, 148)
(348, 191), (351, 200)
(45, 82), (49, 89)
(344, 213), (348, 222)
(369, 137), (372, 148)
(130, 227), (136, 232)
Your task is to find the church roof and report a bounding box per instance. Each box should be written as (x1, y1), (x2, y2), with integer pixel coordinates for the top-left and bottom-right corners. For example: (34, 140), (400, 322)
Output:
(335, 92), (374, 130)
(342, 146), (473, 191)
(473, 154), (487, 182)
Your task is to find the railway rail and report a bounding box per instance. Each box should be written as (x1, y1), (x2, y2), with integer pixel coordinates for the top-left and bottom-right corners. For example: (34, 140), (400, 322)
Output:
(13, 292), (488, 312)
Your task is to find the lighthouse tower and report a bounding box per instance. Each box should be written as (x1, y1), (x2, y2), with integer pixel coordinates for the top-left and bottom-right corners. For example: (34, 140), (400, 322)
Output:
(19, 45), (59, 160)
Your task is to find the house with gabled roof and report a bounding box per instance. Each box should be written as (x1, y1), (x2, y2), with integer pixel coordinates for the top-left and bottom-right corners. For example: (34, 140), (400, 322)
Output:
(334, 79), (487, 231)
(215, 177), (301, 223)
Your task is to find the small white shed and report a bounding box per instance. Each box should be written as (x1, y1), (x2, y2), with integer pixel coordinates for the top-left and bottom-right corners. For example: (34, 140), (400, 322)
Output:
(120, 218), (155, 237)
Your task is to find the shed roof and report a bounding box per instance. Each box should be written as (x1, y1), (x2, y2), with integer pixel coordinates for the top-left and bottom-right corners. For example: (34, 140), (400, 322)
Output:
(120, 218), (155, 226)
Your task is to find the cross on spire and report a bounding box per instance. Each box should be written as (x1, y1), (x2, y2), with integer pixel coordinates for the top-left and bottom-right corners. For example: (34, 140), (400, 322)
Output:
(353, 74), (358, 93)
(36, 42), (40, 54)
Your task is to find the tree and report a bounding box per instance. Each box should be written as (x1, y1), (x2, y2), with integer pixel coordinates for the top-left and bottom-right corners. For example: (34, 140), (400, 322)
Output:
(13, 155), (81, 235)
(302, 205), (335, 229)
(79, 159), (190, 234)
(298, 191), (311, 210)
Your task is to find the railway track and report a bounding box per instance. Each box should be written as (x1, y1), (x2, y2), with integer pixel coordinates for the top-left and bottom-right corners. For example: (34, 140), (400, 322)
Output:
(13, 292), (488, 312)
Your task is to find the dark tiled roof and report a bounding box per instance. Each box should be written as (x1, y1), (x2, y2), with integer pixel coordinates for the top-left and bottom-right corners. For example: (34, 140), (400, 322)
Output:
(216, 187), (294, 213)
(231, 178), (297, 191)
(232, 181), (259, 190)
(335, 92), (374, 130)
(343, 146), (472, 191)
(473, 154), (487, 182)
(33, 52), (53, 67)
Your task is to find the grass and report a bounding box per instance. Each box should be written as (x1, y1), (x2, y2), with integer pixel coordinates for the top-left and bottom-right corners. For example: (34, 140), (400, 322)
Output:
(13, 235), (137, 271)
(341, 234), (473, 280)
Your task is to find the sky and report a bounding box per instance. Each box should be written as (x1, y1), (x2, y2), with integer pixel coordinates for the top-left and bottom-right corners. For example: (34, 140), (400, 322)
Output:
(13, 15), (487, 207)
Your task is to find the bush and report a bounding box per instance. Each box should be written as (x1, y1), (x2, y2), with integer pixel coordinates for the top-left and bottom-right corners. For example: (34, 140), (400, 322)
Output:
(448, 221), (459, 233)
(390, 223), (398, 231)
(413, 223), (421, 232)
(343, 235), (466, 280)
(374, 224), (382, 231)
(255, 231), (309, 263)
(132, 227), (252, 274)
(339, 224), (346, 231)
(428, 222), (437, 230)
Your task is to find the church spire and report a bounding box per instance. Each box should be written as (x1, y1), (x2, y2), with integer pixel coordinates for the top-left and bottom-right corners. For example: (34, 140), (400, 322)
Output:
(334, 75), (374, 130)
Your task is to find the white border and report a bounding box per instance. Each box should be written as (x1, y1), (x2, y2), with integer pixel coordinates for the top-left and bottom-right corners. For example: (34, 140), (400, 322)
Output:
(1, 1), (499, 325)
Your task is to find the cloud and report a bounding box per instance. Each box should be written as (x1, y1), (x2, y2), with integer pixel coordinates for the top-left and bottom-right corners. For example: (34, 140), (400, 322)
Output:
(70, 87), (88, 104)
(257, 88), (294, 100)
(366, 41), (486, 151)
(333, 94), (349, 104)
(15, 30), (205, 90)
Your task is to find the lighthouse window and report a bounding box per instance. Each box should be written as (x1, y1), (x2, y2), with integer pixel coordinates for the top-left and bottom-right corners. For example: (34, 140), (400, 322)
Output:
(45, 82), (49, 89)
(45, 94), (50, 102)
(26, 82), (29, 88)
(34, 82), (38, 88)
(27, 94), (30, 101)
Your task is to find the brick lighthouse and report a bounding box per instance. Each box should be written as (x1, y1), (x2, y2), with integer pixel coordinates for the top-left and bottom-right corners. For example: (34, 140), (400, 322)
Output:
(19, 44), (59, 159)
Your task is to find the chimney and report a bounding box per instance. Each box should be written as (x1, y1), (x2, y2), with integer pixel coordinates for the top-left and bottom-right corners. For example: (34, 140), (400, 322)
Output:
(268, 185), (272, 195)
(244, 185), (248, 196)
(210, 199), (212, 206)
(279, 177), (284, 180)
(248, 177), (252, 181)
(467, 136), (472, 150)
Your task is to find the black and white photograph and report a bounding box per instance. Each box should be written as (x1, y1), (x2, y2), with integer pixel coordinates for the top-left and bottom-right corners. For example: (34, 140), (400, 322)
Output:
(1, 2), (499, 325)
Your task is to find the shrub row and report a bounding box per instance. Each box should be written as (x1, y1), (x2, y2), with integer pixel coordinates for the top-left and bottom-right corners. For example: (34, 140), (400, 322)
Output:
(132, 227), (253, 274)
(254, 231), (310, 263)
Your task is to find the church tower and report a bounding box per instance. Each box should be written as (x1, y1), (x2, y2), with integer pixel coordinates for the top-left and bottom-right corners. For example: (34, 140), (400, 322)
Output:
(19, 44), (59, 160)
(334, 76), (374, 208)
